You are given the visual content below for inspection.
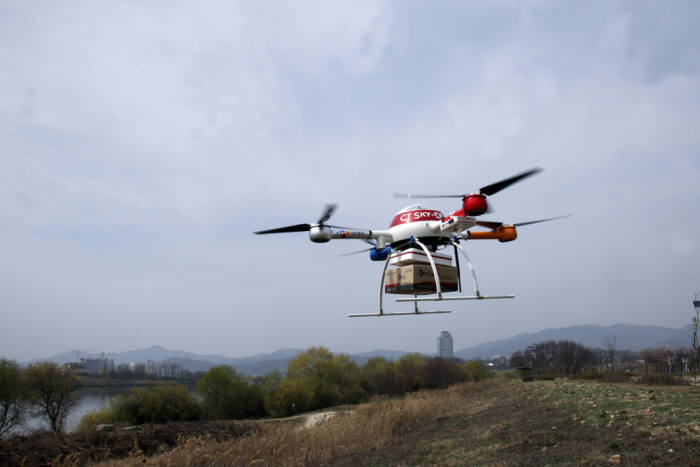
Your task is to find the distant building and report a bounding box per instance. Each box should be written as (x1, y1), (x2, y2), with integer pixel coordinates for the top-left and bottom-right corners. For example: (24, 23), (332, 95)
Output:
(65, 358), (114, 375)
(438, 331), (454, 358)
(145, 360), (157, 376)
(83, 358), (108, 374)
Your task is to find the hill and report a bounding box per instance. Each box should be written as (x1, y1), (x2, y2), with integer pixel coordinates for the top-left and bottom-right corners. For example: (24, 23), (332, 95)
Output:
(455, 323), (690, 360)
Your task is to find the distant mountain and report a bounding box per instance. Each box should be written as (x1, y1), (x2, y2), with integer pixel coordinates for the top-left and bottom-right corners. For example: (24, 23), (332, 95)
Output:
(27, 347), (412, 376)
(27, 323), (690, 375)
(26, 346), (307, 375)
(455, 323), (690, 360)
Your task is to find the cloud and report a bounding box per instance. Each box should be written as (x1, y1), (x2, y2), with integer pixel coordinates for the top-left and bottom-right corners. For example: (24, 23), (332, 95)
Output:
(1, 1), (699, 361)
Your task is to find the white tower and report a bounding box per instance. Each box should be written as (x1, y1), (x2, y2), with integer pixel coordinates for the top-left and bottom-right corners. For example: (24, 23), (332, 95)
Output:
(438, 331), (454, 358)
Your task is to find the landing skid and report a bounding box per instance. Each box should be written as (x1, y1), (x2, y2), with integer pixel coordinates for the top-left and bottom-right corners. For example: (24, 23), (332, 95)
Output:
(348, 238), (514, 317)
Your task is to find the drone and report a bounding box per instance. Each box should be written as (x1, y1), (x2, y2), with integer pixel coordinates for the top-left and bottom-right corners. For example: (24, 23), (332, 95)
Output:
(255, 168), (569, 317)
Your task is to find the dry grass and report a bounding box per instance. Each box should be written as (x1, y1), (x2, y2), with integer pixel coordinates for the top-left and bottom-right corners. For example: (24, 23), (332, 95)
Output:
(24, 378), (699, 466)
(97, 383), (485, 466)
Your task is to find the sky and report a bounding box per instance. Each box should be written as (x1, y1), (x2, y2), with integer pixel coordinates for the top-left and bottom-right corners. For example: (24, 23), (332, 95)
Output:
(1, 1), (699, 362)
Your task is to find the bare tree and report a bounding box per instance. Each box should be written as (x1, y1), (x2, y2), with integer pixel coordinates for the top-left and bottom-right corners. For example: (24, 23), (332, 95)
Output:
(0, 359), (27, 438)
(24, 362), (81, 433)
(640, 348), (656, 374)
(603, 335), (617, 372)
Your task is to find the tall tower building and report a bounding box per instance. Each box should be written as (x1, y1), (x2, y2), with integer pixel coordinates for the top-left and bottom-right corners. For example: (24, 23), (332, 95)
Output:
(437, 331), (454, 358)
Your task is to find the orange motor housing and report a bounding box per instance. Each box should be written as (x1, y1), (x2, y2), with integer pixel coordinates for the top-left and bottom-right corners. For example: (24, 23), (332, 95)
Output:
(467, 225), (517, 242)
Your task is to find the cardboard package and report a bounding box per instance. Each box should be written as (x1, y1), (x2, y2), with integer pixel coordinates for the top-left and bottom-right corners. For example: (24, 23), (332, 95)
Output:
(384, 264), (458, 295)
(389, 248), (452, 267)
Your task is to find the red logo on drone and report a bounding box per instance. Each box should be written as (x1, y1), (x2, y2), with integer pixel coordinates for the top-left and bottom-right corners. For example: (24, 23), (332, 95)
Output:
(389, 210), (443, 228)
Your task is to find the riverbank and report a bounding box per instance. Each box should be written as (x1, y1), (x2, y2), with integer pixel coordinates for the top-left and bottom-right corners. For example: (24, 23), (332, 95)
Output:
(77, 377), (196, 388)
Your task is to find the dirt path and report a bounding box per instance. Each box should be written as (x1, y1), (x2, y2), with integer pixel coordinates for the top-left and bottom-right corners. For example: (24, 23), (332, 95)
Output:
(302, 411), (336, 429)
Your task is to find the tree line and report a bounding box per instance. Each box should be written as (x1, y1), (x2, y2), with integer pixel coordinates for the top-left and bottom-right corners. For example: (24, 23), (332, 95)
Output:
(508, 339), (700, 380)
(1, 348), (491, 436)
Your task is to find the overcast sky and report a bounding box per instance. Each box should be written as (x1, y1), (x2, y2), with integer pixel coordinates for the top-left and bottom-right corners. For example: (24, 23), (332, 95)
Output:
(2, 1), (699, 362)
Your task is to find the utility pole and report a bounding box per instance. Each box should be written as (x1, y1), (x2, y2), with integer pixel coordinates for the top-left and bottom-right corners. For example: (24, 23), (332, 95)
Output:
(692, 294), (700, 382)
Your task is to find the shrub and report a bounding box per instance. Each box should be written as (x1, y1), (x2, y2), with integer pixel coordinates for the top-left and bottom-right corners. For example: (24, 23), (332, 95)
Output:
(638, 373), (686, 386)
(76, 405), (123, 432)
(462, 361), (491, 382)
(571, 369), (604, 380)
(197, 366), (265, 420)
(535, 372), (556, 381)
(599, 372), (631, 383)
(117, 384), (201, 424)
(495, 370), (520, 380)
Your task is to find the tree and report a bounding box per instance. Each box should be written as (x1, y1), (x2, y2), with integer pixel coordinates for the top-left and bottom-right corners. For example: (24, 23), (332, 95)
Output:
(24, 362), (80, 433)
(640, 348), (655, 374)
(0, 359), (27, 437)
(284, 347), (365, 411)
(603, 336), (617, 372)
(423, 357), (464, 389)
(556, 341), (595, 375)
(394, 353), (428, 393)
(509, 341), (598, 376)
(268, 378), (313, 416)
(508, 350), (529, 369)
(360, 357), (398, 395)
(197, 365), (265, 419)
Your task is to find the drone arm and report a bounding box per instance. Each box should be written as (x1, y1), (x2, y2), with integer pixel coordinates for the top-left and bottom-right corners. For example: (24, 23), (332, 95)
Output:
(460, 226), (518, 242)
(329, 229), (373, 240)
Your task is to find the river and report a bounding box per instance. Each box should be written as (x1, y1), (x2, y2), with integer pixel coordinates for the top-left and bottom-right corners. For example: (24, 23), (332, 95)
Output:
(18, 385), (196, 434)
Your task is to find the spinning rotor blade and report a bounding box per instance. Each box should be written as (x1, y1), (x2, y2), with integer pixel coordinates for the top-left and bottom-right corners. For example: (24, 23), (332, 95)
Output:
(317, 204), (337, 224)
(326, 224), (368, 231)
(474, 221), (504, 230)
(254, 204), (341, 235)
(254, 223), (311, 234)
(392, 167), (543, 200)
(339, 247), (375, 257)
(475, 214), (571, 231)
(513, 214), (571, 227)
(392, 192), (461, 199)
(479, 167), (543, 196)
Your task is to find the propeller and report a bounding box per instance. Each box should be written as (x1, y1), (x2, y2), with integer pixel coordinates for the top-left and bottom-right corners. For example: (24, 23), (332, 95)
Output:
(393, 167), (543, 199)
(339, 247), (375, 257)
(254, 204), (351, 235)
(475, 214), (572, 231)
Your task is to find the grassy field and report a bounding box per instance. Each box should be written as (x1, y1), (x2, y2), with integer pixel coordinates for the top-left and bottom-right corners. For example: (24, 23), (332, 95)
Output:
(4, 377), (698, 465)
(90, 377), (699, 466)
